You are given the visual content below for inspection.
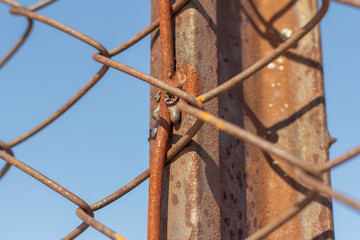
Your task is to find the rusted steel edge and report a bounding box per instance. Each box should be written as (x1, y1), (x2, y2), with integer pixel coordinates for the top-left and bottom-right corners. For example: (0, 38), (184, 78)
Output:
(333, 0), (360, 8)
(0, 18), (32, 68)
(246, 192), (319, 240)
(9, 7), (109, 57)
(196, 0), (330, 104)
(0, 140), (14, 179)
(76, 208), (127, 240)
(92, 54), (200, 107)
(178, 101), (360, 212)
(148, 0), (174, 238)
(109, 0), (190, 56)
(90, 119), (204, 211)
(319, 145), (360, 172)
(0, 151), (94, 232)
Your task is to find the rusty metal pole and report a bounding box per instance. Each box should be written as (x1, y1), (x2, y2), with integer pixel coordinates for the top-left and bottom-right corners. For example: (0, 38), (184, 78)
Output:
(148, 0), (174, 239)
(150, 0), (334, 239)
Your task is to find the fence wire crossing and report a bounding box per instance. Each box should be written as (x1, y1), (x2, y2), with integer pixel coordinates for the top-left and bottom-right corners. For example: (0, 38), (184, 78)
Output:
(1, 0), (360, 239)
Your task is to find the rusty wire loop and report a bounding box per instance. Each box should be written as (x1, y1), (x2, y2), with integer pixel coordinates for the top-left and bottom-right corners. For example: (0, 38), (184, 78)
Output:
(1, 0), (360, 239)
(0, 0), (57, 68)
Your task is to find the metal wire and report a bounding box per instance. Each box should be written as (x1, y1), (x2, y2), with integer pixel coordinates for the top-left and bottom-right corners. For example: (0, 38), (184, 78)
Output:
(1, 0), (359, 239)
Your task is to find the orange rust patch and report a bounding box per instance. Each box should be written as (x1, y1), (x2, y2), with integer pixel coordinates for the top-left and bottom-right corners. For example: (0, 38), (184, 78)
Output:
(177, 63), (201, 97)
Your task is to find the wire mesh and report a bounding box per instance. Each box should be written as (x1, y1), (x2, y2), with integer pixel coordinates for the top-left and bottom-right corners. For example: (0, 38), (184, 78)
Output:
(0, 0), (359, 239)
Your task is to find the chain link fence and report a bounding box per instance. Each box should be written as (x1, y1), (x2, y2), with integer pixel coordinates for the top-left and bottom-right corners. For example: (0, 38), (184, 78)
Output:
(0, 0), (359, 239)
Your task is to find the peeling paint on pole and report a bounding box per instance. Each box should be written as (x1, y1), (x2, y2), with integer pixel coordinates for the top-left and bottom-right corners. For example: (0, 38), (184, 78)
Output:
(150, 0), (334, 239)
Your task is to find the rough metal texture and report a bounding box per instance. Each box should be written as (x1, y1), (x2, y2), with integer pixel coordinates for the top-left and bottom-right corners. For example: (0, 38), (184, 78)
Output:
(151, 0), (335, 239)
(1, 0), (360, 239)
(238, 1), (334, 239)
(151, 1), (221, 239)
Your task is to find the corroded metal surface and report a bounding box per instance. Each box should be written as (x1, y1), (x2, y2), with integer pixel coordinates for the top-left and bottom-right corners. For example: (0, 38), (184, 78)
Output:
(150, 0), (335, 239)
(239, 1), (334, 238)
(2, 0), (360, 239)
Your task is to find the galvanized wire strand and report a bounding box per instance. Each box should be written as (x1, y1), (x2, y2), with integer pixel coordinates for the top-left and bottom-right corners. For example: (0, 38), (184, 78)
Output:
(332, 0), (360, 8)
(108, 0), (190, 57)
(246, 192), (319, 240)
(196, 0), (330, 104)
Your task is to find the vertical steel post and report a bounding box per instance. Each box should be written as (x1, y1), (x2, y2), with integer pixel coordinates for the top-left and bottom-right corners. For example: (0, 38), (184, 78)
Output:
(150, 0), (334, 239)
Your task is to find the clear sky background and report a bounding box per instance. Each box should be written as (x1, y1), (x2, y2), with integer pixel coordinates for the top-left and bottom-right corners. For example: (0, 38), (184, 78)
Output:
(0, 1), (359, 239)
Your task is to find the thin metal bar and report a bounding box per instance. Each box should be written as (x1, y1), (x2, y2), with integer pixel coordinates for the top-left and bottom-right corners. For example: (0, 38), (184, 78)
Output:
(148, 0), (174, 238)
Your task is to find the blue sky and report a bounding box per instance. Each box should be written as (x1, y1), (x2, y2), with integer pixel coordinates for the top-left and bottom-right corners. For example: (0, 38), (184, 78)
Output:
(0, 0), (359, 239)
